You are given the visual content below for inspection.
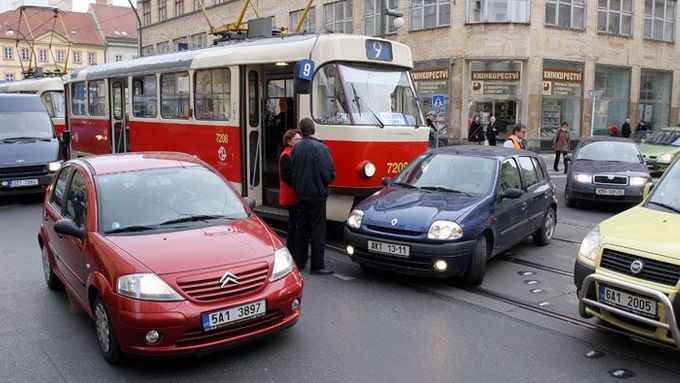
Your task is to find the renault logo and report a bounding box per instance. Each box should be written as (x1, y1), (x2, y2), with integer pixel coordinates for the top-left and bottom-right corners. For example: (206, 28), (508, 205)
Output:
(390, 218), (398, 226)
(630, 260), (644, 274)
(219, 271), (240, 288)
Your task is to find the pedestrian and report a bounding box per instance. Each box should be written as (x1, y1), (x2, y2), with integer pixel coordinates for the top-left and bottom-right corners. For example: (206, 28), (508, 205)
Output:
(279, 128), (302, 256)
(426, 112), (437, 148)
(609, 124), (619, 137)
(486, 116), (499, 146)
(621, 118), (631, 138)
(636, 120), (647, 132)
(291, 118), (336, 275)
(552, 122), (571, 173)
(468, 115), (485, 145)
(435, 116), (449, 147)
(503, 123), (527, 149)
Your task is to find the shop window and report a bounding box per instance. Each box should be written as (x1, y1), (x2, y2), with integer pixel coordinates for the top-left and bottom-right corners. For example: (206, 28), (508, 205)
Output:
(160, 72), (190, 119)
(132, 75), (157, 118)
(545, 0), (585, 29)
(290, 7), (316, 33)
(593, 66), (631, 136)
(71, 82), (87, 116)
(412, 0), (450, 30)
(541, 60), (583, 140)
(644, 0), (676, 42)
(323, 0), (353, 33)
(639, 69), (672, 130)
(598, 0), (633, 36)
(194, 68), (231, 121)
(88, 80), (106, 116)
(467, 0), (529, 24)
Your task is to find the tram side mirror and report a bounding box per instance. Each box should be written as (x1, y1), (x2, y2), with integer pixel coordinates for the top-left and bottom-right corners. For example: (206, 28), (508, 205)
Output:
(381, 176), (392, 186)
(60, 131), (71, 145)
(243, 197), (256, 210)
(643, 182), (655, 199)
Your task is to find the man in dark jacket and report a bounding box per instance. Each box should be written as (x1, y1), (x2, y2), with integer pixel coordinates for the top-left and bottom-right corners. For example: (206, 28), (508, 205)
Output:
(486, 116), (499, 146)
(621, 118), (631, 138)
(291, 118), (336, 275)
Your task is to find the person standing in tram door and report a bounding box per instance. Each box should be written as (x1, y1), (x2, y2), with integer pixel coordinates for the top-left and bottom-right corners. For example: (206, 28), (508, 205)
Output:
(486, 116), (499, 146)
(468, 115), (485, 145)
(291, 118), (336, 275)
(279, 129), (302, 257)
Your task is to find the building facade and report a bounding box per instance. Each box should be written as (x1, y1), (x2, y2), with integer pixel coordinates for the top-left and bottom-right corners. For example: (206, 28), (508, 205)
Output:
(89, 2), (139, 63)
(138, 0), (680, 149)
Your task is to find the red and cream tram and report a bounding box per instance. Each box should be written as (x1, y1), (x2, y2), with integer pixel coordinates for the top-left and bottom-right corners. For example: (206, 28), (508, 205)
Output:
(64, 34), (428, 220)
(0, 76), (67, 137)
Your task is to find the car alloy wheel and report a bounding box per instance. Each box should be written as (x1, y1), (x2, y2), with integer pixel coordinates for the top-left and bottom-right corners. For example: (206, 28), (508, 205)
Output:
(544, 209), (555, 240)
(95, 302), (111, 353)
(41, 245), (62, 290)
(533, 208), (556, 246)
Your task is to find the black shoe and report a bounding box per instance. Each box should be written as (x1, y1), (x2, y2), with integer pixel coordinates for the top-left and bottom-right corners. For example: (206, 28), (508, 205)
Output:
(553, 167), (559, 172)
(310, 268), (334, 275)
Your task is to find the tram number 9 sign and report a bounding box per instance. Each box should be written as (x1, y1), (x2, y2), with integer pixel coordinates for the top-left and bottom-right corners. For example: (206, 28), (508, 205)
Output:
(366, 40), (393, 62)
(298, 59), (315, 81)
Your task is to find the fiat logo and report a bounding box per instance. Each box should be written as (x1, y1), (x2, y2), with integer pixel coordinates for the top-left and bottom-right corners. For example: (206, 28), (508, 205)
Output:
(630, 260), (644, 274)
(390, 218), (398, 226)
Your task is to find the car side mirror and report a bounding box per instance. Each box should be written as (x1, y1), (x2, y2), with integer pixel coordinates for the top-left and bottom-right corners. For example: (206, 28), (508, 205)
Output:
(243, 196), (256, 210)
(54, 218), (85, 240)
(60, 130), (71, 145)
(564, 154), (572, 162)
(643, 182), (655, 199)
(381, 176), (392, 186)
(500, 188), (523, 200)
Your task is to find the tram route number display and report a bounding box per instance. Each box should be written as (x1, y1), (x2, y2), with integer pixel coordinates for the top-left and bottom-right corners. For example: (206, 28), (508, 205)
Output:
(387, 162), (408, 174)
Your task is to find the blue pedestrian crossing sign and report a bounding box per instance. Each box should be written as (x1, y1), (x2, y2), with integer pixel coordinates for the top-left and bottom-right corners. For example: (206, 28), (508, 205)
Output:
(431, 94), (445, 109)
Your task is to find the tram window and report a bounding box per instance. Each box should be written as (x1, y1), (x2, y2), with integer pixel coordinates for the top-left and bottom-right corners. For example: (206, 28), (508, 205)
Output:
(248, 71), (259, 127)
(88, 80), (106, 116)
(71, 82), (87, 116)
(194, 68), (231, 121)
(132, 75), (157, 118)
(161, 72), (190, 119)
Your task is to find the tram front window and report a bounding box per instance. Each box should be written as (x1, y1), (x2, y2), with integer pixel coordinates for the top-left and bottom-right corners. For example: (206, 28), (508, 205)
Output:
(312, 63), (422, 126)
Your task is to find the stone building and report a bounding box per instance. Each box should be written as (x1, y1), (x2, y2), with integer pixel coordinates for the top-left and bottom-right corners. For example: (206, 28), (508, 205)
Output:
(138, 0), (680, 149)
(89, 2), (139, 63)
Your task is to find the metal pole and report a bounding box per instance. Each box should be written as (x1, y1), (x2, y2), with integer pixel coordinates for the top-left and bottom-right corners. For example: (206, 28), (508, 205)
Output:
(590, 98), (596, 137)
(127, 0), (142, 57)
(379, 0), (386, 37)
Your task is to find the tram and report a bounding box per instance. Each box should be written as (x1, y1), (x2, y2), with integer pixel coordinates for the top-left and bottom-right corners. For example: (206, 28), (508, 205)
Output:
(0, 76), (67, 137)
(64, 33), (429, 221)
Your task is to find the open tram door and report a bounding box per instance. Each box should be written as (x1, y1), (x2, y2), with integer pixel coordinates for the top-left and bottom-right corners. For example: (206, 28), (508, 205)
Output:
(243, 66), (263, 205)
(109, 78), (128, 153)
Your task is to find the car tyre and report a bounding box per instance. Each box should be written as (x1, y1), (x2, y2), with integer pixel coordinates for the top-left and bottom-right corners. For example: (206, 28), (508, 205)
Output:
(565, 186), (576, 208)
(462, 236), (487, 285)
(533, 207), (555, 246)
(41, 245), (63, 290)
(93, 296), (123, 364)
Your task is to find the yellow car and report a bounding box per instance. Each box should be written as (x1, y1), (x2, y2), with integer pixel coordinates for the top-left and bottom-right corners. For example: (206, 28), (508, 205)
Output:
(574, 157), (680, 347)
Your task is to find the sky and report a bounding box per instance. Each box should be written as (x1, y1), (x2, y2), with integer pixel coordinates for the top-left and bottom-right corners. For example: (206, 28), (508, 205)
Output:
(73, 0), (135, 12)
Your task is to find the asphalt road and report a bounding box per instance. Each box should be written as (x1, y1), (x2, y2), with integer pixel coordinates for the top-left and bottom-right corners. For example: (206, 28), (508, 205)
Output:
(1, 176), (678, 382)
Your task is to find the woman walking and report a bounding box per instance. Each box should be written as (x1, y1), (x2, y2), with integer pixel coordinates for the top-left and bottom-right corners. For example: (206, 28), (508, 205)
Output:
(553, 122), (571, 173)
(279, 128), (302, 254)
(468, 115), (485, 145)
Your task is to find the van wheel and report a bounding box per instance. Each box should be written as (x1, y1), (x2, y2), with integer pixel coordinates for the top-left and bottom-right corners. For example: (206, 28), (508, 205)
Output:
(463, 236), (487, 285)
(94, 296), (123, 364)
(41, 245), (62, 290)
(533, 207), (555, 246)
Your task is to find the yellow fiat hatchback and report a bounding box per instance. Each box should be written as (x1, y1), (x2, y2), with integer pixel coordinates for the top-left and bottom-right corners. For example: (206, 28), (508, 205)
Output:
(574, 158), (680, 347)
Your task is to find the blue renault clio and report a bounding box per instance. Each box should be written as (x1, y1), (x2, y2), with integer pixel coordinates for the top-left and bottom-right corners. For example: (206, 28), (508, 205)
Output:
(344, 146), (557, 284)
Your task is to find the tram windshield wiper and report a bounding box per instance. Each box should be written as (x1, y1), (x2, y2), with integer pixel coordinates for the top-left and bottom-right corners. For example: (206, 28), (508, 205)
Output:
(350, 83), (384, 129)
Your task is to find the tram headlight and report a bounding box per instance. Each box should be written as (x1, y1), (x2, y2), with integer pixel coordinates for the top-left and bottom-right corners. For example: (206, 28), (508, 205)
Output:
(362, 161), (376, 178)
(347, 210), (364, 229)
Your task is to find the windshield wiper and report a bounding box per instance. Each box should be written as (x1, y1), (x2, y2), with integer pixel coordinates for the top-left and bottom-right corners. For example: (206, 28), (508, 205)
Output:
(104, 225), (158, 234)
(1, 136), (52, 141)
(648, 201), (680, 214)
(420, 185), (472, 196)
(158, 214), (229, 226)
(350, 83), (384, 129)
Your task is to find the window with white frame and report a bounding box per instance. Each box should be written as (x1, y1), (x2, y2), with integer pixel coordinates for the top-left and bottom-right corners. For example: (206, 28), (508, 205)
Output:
(175, 0), (184, 17)
(5, 73), (15, 82)
(468, 0), (529, 24)
(598, 0), (633, 36)
(157, 41), (170, 54)
(323, 0), (354, 33)
(3, 47), (13, 60)
(20, 48), (31, 61)
(644, 0), (676, 42)
(142, 45), (154, 56)
(290, 7), (316, 33)
(38, 49), (48, 62)
(411, 0), (450, 31)
(73, 51), (81, 64)
(364, 0), (398, 35)
(545, 0), (585, 29)
(87, 52), (97, 65)
(56, 50), (65, 63)
(115, 55), (123, 62)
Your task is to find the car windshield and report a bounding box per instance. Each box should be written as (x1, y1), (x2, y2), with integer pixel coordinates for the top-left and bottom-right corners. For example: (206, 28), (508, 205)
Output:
(647, 162), (680, 214)
(312, 62), (423, 126)
(0, 111), (54, 140)
(393, 153), (497, 195)
(96, 166), (248, 233)
(576, 141), (643, 163)
(645, 130), (680, 146)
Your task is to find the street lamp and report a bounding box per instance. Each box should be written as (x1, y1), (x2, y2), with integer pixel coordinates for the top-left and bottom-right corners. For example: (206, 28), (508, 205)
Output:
(379, 1), (404, 38)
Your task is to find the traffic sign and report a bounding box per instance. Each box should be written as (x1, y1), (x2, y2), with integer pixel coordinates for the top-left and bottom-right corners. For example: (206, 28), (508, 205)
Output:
(431, 94), (445, 109)
(588, 89), (604, 101)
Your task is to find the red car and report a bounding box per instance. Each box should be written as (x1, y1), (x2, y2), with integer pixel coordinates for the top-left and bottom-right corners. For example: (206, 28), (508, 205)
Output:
(38, 152), (303, 363)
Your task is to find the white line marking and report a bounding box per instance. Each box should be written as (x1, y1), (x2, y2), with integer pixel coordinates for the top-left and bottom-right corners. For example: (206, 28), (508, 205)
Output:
(332, 273), (354, 281)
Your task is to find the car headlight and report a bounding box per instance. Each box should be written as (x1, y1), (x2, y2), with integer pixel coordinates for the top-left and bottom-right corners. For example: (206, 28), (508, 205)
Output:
(117, 273), (185, 301)
(629, 176), (648, 186)
(578, 226), (601, 262)
(347, 210), (364, 229)
(659, 153), (674, 163)
(270, 247), (294, 282)
(363, 162), (376, 178)
(48, 161), (62, 172)
(574, 173), (592, 183)
(427, 220), (463, 240)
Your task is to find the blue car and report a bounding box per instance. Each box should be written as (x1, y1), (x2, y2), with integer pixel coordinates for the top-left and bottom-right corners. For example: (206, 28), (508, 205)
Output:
(344, 146), (557, 284)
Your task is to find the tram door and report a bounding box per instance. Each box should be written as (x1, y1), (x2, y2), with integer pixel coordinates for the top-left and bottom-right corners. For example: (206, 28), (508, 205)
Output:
(244, 67), (263, 204)
(110, 79), (128, 153)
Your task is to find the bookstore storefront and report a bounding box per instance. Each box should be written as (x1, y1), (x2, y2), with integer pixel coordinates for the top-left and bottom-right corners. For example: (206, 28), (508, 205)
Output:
(541, 60), (583, 144)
